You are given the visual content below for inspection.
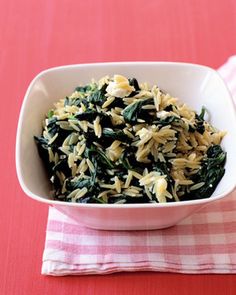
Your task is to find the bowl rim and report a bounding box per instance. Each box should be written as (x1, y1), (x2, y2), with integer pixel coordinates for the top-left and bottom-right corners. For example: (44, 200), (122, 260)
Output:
(16, 61), (236, 209)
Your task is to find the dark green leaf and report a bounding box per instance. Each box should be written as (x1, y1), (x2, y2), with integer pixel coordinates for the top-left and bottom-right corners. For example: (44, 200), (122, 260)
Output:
(47, 117), (59, 136)
(76, 195), (106, 204)
(84, 145), (115, 170)
(66, 178), (93, 191)
(102, 128), (130, 142)
(107, 194), (151, 204)
(122, 100), (146, 124)
(120, 153), (133, 170)
(164, 105), (174, 112)
(64, 97), (70, 106)
(191, 107), (207, 134)
(96, 148), (114, 169)
(34, 136), (52, 173)
(34, 135), (48, 148)
(155, 115), (179, 127)
(128, 78), (140, 91)
(196, 121), (205, 134)
(47, 110), (54, 118)
(75, 110), (111, 126)
(74, 84), (92, 93)
(198, 106), (206, 121)
(87, 83), (107, 105)
(52, 158), (71, 177)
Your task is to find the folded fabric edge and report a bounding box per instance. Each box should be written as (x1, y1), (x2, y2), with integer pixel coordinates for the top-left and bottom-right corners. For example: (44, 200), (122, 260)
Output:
(42, 263), (236, 276)
(42, 260), (236, 276)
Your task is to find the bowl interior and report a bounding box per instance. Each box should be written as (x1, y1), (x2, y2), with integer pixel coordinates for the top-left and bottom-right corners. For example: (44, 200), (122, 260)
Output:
(16, 62), (236, 204)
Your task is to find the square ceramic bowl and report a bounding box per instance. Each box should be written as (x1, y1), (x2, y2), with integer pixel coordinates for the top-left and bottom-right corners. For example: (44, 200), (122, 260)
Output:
(16, 62), (236, 230)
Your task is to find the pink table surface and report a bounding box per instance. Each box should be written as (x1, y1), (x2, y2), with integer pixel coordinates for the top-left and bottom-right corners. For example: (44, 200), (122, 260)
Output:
(1, 0), (236, 294)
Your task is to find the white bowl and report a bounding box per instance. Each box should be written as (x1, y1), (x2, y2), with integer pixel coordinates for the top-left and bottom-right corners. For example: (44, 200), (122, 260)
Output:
(16, 62), (236, 230)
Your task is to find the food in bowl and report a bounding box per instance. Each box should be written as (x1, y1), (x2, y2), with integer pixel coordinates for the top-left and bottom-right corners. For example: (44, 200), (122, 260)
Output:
(34, 74), (226, 204)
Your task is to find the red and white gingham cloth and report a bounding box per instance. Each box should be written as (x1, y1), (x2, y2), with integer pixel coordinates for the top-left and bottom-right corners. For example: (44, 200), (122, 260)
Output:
(42, 57), (236, 276)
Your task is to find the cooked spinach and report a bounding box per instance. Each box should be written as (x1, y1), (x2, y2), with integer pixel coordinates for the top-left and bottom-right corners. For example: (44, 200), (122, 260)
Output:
(122, 98), (154, 124)
(52, 158), (71, 177)
(87, 83), (107, 105)
(164, 104), (174, 112)
(64, 96), (70, 106)
(75, 84), (92, 93)
(122, 100), (144, 124)
(77, 195), (106, 204)
(128, 78), (140, 91)
(183, 145), (226, 200)
(119, 146), (139, 171)
(195, 121), (205, 134)
(153, 161), (172, 180)
(66, 177), (94, 191)
(154, 115), (180, 127)
(48, 109), (54, 118)
(198, 106), (206, 121)
(102, 128), (130, 142)
(84, 145), (115, 170)
(189, 107), (206, 134)
(75, 110), (111, 126)
(107, 194), (151, 204)
(127, 78), (140, 97)
(96, 148), (115, 169)
(34, 135), (48, 149)
(47, 117), (59, 136)
(120, 152), (133, 170)
(34, 136), (52, 174)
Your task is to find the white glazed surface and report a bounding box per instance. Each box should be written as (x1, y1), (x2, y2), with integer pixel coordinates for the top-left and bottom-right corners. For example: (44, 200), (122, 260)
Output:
(16, 62), (236, 230)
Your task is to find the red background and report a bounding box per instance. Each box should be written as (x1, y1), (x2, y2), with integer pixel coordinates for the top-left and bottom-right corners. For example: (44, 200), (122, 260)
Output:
(1, 0), (236, 294)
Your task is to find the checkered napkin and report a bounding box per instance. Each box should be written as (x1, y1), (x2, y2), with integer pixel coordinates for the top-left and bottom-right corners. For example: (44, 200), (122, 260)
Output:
(42, 57), (236, 275)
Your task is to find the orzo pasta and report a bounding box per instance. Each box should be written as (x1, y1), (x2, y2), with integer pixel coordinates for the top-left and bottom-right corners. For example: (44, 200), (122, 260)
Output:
(34, 75), (226, 204)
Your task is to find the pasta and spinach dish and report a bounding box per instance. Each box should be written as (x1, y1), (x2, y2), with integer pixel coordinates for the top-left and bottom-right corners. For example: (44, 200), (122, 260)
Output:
(35, 75), (226, 204)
